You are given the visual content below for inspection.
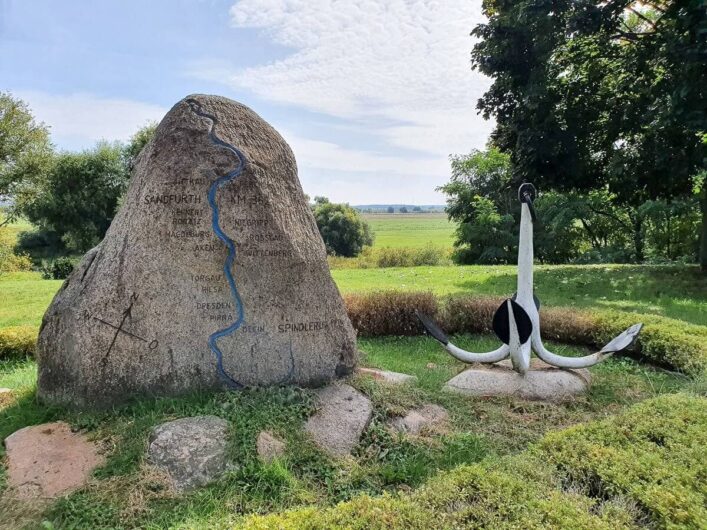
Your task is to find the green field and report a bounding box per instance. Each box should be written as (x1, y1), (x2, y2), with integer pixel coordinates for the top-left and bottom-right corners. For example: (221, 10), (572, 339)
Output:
(362, 213), (455, 248)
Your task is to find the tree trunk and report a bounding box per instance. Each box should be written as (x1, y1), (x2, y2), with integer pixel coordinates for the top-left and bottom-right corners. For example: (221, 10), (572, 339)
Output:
(700, 180), (707, 272)
(632, 214), (645, 263)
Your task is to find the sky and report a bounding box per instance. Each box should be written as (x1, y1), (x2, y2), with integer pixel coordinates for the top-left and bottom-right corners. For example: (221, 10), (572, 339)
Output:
(0, 0), (493, 204)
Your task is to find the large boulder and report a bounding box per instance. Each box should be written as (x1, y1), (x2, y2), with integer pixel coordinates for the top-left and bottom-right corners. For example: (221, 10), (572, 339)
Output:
(37, 95), (357, 408)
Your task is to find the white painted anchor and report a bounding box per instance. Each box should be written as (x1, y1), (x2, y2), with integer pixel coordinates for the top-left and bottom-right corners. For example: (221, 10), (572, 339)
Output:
(418, 183), (642, 374)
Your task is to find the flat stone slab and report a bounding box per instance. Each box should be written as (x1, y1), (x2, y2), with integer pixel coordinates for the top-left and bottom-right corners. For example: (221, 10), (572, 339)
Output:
(444, 362), (590, 401)
(304, 383), (372, 457)
(147, 415), (229, 492)
(257, 431), (286, 463)
(4, 421), (104, 499)
(358, 367), (417, 384)
(389, 404), (449, 435)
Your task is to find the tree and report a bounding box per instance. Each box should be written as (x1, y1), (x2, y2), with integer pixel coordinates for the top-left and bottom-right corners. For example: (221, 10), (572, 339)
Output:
(471, 1), (706, 265)
(452, 195), (516, 264)
(312, 198), (374, 257)
(123, 121), (157, 171)
(386, 206), (394, 213)
(412, 206), (423, 212)
(399, 206), (408, 213)
(23, 142), (129, 252)
(439, 148), (519, 263)
(0, 92), (53, 219)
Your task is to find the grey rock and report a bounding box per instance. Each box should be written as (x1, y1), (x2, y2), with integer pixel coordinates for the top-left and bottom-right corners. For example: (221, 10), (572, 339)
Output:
(256, 431), (286, 463)
(36, 94), (357, 409)
(389, 404), (449, 435)
(358, 367), (417, 384)
(147, 415), (229, 492)
(444, 361), (590, 401)
(304, 383), (372, 457)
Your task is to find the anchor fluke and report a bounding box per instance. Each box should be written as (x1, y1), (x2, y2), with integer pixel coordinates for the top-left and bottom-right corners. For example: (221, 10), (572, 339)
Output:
(598, 323), (643, 354)
(416, 310), (449, 345)
(492, 299), (533, 345)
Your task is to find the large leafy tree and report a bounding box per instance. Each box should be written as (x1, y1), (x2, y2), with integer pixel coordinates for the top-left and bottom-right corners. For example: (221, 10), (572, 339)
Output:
(472, 1), (706, 265)
(0, 92), (53, 218)
(22, 142), (129, 252)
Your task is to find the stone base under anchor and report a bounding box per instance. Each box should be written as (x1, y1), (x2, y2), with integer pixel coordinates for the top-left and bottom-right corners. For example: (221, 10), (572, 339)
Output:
(444, 360), (591, 401)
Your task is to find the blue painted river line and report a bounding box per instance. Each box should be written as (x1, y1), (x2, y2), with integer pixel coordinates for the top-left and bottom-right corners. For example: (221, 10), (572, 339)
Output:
(187, 99), (246, 389)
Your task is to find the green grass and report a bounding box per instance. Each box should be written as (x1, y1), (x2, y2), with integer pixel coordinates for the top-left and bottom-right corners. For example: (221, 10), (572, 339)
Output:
(243, 393), (707, 529)
(362, 213), (455, 248)
(0, 271), (61, 328)
(0, 333), (694, 529)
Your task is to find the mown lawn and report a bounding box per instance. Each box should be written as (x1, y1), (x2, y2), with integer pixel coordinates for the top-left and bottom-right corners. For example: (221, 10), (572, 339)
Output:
(362, 213), (455, 248)
(0, 272), (61, 328)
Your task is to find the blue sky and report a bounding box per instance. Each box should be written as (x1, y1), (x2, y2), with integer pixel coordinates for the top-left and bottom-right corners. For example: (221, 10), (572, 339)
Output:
(1, 0), (493, 204)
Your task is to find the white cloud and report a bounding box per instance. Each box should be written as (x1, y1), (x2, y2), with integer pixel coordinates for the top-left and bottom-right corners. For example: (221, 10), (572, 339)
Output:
(282, 130), (446, 177)
(225, 0), (493, 157)
(16, 91), (167, 150)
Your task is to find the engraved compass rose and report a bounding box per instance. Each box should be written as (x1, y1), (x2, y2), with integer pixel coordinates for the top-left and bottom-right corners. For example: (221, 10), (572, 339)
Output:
(91, 292), (158, 359)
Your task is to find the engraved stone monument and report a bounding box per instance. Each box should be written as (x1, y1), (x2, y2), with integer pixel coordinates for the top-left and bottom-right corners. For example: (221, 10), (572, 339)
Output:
(37, 94), (357, 408)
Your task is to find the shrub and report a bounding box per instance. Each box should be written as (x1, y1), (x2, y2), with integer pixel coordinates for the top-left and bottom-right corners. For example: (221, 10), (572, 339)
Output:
(0, 222), (33, 274)
(328, 245), (451, 269)
(41, 256), (78, 279)
(537, 394), (707, 529)
(0, 326), (37, 360)
(591, 310), (707, 376)
(0, 251), (32, 274)
(244, 394), (704, 529)
(312, 198), (374, 257)
(344, 291), (438, 337)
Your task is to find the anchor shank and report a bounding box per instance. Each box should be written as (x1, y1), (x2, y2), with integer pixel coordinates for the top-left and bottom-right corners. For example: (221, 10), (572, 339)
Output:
(516, 203), (534, 305)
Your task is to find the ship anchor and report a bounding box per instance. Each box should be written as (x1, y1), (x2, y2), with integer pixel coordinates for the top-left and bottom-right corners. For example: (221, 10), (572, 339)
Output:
(417, 183), (643, 374)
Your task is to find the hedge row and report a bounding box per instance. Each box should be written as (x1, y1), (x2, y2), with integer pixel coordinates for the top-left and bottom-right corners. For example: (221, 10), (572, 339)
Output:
(0, 326), (37, 360)
(242, 393), (707, 529)
(327, 244), (452, 269)
(343, 291), (707, 375)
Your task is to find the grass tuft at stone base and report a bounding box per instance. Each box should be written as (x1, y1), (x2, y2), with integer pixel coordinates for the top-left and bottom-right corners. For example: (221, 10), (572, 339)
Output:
(241, 393), (707, 529)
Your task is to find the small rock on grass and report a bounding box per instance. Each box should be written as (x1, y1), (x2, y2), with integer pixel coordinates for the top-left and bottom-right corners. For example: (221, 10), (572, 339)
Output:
(357, 367), (417, 384)
(4, 421), (104, 499)
(304, 383), (372, 457)
(147, 415), (230, 492)
(389, 404), (449, 435)
(257, 431), (286, 463)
